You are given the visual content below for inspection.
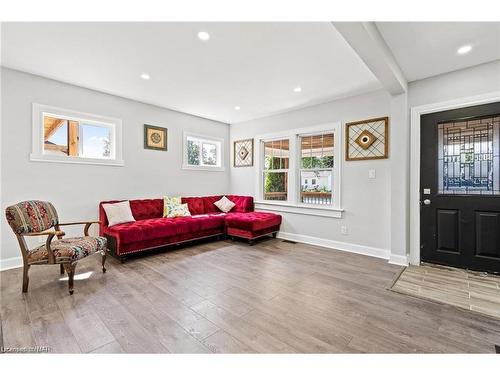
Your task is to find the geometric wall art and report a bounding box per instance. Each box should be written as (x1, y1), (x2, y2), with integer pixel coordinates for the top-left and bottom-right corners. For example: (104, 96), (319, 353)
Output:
(233, 138), (254, 167)
(345, 117), (389, 161)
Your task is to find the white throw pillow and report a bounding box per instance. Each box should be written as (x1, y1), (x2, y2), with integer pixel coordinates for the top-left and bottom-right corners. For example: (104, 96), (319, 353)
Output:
(214, 196), (236, 213)
(102, 200), (136, 227)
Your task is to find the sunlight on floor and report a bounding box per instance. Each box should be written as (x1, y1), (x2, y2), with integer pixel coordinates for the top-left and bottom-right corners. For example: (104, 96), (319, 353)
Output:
(59, 271), (93, 281)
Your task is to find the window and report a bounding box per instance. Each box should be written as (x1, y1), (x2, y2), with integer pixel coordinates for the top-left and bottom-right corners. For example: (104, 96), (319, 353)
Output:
(300, 133), (334, 205)
(31, 104), (123, 166)
(263, 139), (289, 201)
(183, 133), (224, 171)
(438, 115), (500, 195)
(256, 122), (341, 216)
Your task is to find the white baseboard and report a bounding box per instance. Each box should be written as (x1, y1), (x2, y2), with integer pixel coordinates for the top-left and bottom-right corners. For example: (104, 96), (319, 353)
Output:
(0, 256), (23, 271)
(389, 254), (409, 266)
(277, 231), (390, 260)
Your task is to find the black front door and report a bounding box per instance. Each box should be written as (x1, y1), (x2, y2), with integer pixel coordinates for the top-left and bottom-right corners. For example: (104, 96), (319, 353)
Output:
(420, 102), (500, 274)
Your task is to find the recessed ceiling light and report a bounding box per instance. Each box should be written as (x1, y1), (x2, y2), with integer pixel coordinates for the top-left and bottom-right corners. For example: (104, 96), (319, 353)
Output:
(140, 72), (150, 80)
(293, 86), (302, 93)
(197, 31), (210, 41)
(234, 106), (241, 111)
(457, 45), (472, 55)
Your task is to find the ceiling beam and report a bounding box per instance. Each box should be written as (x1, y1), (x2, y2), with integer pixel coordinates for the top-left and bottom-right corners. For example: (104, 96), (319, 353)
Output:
(332, 22), (407, 95)
(43, 117), (65, 141)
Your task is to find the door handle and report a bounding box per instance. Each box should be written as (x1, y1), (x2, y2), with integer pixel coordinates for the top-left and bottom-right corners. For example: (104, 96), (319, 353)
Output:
(423, 199), (431, 205)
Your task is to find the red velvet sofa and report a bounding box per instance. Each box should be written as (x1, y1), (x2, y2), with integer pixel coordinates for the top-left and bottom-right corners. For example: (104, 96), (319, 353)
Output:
(99, 195), (281, 261)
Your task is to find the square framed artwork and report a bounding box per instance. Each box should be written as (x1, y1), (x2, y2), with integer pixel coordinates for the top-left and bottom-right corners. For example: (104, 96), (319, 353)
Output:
(144, 124), (168, 151)
(233, 138), (254, 167)
(345, 117), (389, 161)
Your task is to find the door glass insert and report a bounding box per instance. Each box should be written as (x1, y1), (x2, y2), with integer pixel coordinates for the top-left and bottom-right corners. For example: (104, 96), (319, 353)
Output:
(438, 115), (500, 195)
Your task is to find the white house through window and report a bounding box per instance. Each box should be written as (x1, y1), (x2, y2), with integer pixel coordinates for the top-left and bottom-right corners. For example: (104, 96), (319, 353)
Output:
(299, 133), (334, 205)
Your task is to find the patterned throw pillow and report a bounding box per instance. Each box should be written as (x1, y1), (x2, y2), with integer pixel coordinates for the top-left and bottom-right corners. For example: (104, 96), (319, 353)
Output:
(163, 196), (181, 218)
(167, 203), (191, 218)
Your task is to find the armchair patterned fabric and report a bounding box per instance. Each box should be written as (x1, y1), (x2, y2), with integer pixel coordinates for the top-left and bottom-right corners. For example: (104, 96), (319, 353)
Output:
(5, 200), (59, 234)
(5, 200), (108, 295)
(28, 236), (108, 265)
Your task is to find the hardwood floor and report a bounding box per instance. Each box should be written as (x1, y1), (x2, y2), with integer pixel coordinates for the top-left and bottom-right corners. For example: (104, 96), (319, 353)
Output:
(1, 238), (500, 353)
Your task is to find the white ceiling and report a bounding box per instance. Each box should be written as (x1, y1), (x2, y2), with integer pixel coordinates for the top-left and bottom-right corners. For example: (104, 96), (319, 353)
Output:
(1, 22), (381, 124)
(376, 22), (500, 82)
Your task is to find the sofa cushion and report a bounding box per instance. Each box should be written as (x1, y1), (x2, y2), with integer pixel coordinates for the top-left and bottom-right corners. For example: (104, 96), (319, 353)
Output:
(172, 216), (204, 234)
(202, 196), (223, 213)
(182, 197), (206, 215)
(226, 195), (253, 213)
(129, 199), (163, 220)
(106, 218), (178, 244)
(192, 214), (226, 231)
(225, 211), (282, 232)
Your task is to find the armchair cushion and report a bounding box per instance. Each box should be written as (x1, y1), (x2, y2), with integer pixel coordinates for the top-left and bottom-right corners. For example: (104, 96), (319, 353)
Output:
(27, 236), (107, 265)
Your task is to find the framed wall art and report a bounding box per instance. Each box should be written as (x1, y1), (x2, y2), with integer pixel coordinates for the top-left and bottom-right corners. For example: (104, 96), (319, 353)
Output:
(233, 138), (254, 167)
(144, 124), (168, 151)
(345, 117), (389, 161)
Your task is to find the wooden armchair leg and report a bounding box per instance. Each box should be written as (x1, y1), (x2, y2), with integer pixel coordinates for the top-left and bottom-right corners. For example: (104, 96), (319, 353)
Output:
(22, 264), (30, 293)
(63, 263), (77, 295)
(101, 250), (107, 273)
(60, 263), (65, 275)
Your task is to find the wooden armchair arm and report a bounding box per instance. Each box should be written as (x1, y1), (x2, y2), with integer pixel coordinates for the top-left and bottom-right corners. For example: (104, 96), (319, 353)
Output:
(58, 221), (100, 236)
(23, 229), (66, 237)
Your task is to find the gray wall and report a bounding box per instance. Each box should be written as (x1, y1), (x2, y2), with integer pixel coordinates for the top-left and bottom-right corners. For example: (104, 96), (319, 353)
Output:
(230, 90), (393, 255)
(1, 68), (230, 267)
(409, 60), (500, 107)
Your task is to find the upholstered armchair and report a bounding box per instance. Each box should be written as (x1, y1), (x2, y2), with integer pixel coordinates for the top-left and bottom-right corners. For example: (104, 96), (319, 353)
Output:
(5, 200), (108, 294)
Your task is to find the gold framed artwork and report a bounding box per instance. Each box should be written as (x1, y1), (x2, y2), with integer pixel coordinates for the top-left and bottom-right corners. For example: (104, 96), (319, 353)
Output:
(144, 124), (167, 151)
(345, 117), (389, 161)
(233, 138), (254, 167)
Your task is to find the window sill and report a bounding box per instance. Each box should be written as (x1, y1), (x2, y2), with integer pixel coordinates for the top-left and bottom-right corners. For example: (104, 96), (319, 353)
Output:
(182, 165), (225, 172)
(255, 201), (344, 218)
(30, 154), (124, 167)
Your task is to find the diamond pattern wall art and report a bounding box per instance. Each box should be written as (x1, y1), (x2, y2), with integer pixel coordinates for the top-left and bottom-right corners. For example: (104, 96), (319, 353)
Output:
(233, 138), (254, 167)
(345, 117), (389, 161)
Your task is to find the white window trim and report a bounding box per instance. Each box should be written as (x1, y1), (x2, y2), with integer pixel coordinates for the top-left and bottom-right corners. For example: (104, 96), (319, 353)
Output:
(182, 131), (225, 172)
(30, 103), (124, 166)
(254, 122), (343, 218)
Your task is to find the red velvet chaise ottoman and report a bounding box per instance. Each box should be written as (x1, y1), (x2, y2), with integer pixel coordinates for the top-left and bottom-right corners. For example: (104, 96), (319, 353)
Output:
(225, 211), (282, 245)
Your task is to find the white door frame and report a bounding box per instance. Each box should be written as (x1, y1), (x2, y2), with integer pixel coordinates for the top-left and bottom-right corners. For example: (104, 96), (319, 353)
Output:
(409, 91), (500, 265)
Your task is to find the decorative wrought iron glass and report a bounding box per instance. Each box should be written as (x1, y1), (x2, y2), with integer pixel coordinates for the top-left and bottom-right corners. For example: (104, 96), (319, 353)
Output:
(437, 115), (500, 195)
